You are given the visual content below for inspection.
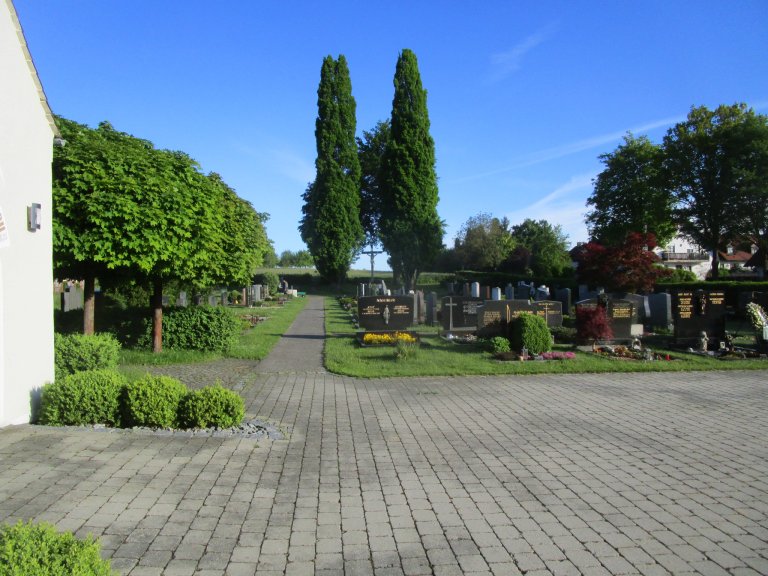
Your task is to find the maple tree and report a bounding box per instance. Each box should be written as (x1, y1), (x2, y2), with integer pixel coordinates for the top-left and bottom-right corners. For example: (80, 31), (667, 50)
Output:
(575, 232), (671, 293)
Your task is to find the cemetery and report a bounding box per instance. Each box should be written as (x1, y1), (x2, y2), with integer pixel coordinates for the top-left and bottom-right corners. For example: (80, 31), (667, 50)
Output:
(327, 278), (768, 377)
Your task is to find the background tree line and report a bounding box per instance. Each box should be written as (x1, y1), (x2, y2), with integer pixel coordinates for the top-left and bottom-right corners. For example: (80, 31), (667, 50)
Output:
(585, 103), (768, 280)
(53, 117), (273, 351)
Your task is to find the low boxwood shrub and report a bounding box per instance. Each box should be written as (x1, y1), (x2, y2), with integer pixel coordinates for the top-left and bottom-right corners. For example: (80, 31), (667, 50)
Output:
(137, 306), (240, 352)
(510, 313), (553, 355)
(180, 383), (245, 429)
(122, 375), (187, 428)
(484, 336), (511, 354)
(0, 520), (115, 576)
(39, 370), (126, 427)
(54, 333), (121, 382)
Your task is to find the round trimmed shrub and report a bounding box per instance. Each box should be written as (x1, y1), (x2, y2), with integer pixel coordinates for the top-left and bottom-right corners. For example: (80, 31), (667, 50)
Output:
(180, 384), (245, 429)
(0, 520), (114, 575)
(39, 370), (126, 427)
(123, 375), (187, 428)
(485, 336), (511, 354)
(510, 313), (553, 355)
(54, 333), (121, 382)
(137, 306), (240, 352)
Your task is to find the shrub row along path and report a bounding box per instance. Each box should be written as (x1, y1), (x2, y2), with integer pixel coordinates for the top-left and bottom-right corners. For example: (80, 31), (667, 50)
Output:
(1, 295), (767, 575)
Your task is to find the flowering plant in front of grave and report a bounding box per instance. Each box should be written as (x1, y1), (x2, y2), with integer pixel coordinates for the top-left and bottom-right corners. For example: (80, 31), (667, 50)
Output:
(539, 351), (576, 360)
(361, 331), (417, 346)
(746, 302), (767, 337)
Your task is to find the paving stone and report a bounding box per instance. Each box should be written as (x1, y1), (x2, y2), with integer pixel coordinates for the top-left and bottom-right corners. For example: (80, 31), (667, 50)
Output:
(0, 298), (767, 576)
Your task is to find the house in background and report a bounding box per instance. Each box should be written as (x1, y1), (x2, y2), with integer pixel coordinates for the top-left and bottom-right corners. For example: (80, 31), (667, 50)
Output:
(1, 0), (58, 426)
(655, 234), (711, 280)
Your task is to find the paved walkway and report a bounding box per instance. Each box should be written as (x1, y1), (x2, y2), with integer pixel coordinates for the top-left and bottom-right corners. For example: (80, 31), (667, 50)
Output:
(1, 296), (767, 575)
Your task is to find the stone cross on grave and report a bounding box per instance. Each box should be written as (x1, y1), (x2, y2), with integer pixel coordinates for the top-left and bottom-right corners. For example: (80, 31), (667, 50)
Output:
(444, 298), (457, 331)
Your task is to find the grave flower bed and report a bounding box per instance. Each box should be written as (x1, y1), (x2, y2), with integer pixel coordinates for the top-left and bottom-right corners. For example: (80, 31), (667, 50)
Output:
(592, 345), (676, 361)
(358, 331), (418, 347)
(494, 350), (575, 361)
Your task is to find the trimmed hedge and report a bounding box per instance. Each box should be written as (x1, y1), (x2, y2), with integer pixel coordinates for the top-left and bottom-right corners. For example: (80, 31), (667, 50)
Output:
(0, 520), (114, 576)
(54, 333), (121, 382)
(180, 384), (245, 429)
(39, 370), (126, 427)
(122, 375), (187, 429)
(138, 306), (240, 352)
(510, 313), (553, 355)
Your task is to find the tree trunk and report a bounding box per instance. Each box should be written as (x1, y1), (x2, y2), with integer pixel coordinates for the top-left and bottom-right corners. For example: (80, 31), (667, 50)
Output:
(710, 251), (720, 280)
(82, 273), (96, 335)
(151, 278), (163, 353)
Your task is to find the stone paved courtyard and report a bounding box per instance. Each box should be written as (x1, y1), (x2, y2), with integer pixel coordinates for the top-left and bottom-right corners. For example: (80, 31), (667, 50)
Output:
(1, 297), (767, 575)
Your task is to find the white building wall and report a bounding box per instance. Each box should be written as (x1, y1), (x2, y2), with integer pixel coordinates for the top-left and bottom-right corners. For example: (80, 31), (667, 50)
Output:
(0, 1), (56, 426)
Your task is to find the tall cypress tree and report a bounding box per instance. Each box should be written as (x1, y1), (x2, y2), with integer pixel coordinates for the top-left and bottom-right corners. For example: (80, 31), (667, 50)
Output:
(379, 49), (443, 290)
(300, 55), (363, 284)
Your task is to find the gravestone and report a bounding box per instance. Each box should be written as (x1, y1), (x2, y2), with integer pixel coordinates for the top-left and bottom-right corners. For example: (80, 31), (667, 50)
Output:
(61, 285), (84, 312)
(491, 287), (502, 301)
(177, 291), (188, 307)
(505, 284), (515, 300)
(221, 290), (228, 306)
(533, 300), (563, 328)
(612, 293), (649, 324)
(477, 301), (512, 337)
(648, 293), (672, 329)
(426, 292), (438, 326)
(672, 289), (727, 349)
(441, 296), (483, 332)
(555, 287), (572, 315)
(358, 295), (414, 331)
(518, 281), (535, 299)
(414, 290), (426, 325)
(575, 297), (634, 343)
(162, 295), (170, 307)
(358, 283), (366, 298)
(578, 285), (599, 301)
(470, 282), (480, 298)
(608, 299), (634, 342)
(535, 285), (550, 301)
(208, 294), (219, 306)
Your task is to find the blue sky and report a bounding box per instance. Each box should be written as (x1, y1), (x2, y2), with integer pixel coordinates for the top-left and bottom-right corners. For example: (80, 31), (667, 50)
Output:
(14, 1), (768, 270)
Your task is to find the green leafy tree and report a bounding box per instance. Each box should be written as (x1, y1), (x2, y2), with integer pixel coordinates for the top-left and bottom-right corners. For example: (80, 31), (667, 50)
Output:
(358, 120), (391, 250)
(510, 219), (571, 277)
(727, 109), (768, 277)
(300, 55), (364, 285)
(452, 213), (515, 271)
(663, 104), (760, 279)
(380, 49), (444, 290)
(586, 133), (676, 247)
(53, 117), (270, 351)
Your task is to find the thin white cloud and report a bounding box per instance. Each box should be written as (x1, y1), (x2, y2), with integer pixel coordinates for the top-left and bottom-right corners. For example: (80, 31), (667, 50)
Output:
(489, 24), (557, 83)
(239, 144), (315, 185)
(503, 173), (596, 246)
(452, 114), (685, 184)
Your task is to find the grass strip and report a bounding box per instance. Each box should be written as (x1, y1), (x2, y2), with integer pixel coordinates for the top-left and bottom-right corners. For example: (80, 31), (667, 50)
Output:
(119, 297), (308, 369)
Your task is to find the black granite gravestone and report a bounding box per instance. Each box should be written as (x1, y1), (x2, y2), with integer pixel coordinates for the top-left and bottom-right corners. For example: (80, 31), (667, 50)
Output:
(672, 289), (726, 348)
(358, 296), (414, 331)
(441, 296), (483, 332)
(533, 300), (563, 328)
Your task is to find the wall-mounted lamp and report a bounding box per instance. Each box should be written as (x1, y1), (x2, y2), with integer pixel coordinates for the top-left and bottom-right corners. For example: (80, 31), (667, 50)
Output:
(28, 203), (41, 231)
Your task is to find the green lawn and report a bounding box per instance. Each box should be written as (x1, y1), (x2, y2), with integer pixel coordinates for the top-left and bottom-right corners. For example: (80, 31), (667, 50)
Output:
(323, 297), (768, 377)
(119, 297), (308, 370)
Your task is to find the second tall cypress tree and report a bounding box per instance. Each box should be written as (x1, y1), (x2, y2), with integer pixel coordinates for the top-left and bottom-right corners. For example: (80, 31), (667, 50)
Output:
(379, 49), (443, 290)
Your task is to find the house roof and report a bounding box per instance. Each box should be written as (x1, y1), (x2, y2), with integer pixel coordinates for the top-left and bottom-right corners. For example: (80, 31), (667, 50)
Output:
(718, 250), (753, 263)
(5, 0), (59, 137)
